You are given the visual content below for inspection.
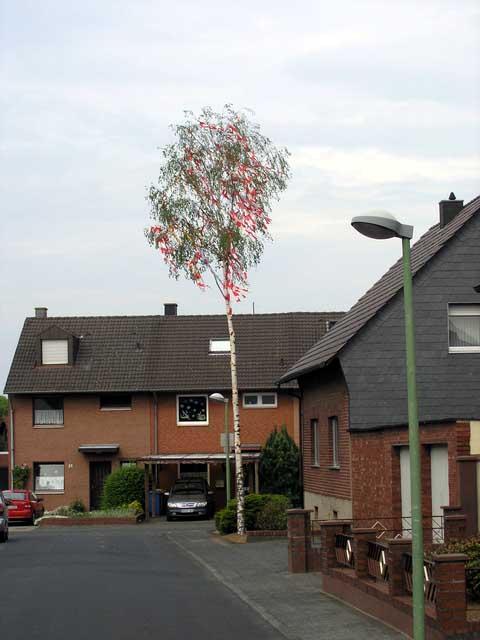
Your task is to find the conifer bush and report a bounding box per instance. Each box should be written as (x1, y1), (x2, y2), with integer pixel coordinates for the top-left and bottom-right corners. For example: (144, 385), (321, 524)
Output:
(259, 426), (300, 505)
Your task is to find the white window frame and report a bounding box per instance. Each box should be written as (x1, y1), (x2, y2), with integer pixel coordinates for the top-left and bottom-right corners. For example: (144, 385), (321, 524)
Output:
(34, 462), (65, 494)
(311, 419), (320, 467)
(176, 394), (209, 426)
(330, 416), (340, 468)
(41, 339), (69, 365)
(209, 339), (231, 353)
(448, 304), (480, 353)
(242, 392), (278, 409)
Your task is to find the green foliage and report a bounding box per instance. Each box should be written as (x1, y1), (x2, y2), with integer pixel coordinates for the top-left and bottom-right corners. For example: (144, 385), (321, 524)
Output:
(146, 105), (291, 296)
(259, 426), (300, 505)
(215, 493), (290, 534)
(0, 395), (7, 417)
(126, 500), (144, 515)
(12, 464), (29, 489)
(436, 537), (480, 601)
(255, 498), (289, 530)
(69, 498), (86, 513)
(101, 466), (145, 509)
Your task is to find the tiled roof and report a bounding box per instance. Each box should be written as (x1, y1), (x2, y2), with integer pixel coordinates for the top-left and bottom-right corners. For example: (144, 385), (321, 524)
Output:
(279, 195), (480, 383)
(4, 312), (344, 394)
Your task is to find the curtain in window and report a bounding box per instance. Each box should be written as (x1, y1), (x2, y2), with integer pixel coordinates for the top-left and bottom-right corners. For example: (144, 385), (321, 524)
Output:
(449, 316), (480, 347)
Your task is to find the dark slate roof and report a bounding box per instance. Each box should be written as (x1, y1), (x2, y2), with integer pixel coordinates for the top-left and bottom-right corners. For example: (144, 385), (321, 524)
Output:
(280, 195), (480, 383)
(4, 312), (344, 394)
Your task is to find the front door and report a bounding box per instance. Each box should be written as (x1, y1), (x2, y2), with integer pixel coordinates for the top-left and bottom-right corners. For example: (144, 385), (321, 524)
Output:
(430, 445), (449, 542)
(89, 461), (112, 510)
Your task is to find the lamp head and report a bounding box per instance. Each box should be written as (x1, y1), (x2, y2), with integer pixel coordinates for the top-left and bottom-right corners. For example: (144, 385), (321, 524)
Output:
(209, 393), (227, 403)
(351, 210), (413, 240)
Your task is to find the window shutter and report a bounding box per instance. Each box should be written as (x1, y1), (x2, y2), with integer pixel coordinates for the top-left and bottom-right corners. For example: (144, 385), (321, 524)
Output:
(42, 340), (69, 365)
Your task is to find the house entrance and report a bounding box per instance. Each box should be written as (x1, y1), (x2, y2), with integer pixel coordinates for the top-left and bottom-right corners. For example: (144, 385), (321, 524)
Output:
(89, 461), (112, 510)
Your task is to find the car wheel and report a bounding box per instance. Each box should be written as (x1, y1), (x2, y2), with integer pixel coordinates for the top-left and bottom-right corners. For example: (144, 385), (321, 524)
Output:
(0, 530), (6, 543)
(166, 515), (172, 522)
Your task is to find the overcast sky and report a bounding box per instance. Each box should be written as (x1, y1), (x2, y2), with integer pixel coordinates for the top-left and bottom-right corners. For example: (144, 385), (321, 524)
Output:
(1, 0), (480, 390)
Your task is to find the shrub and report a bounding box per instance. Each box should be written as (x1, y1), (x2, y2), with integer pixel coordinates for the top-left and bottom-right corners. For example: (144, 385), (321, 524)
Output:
(69, 498), (86, 513)
(215, 493), (291, 534)
(12, 464), (29, 489)
(127, 500), (144, 515)
(259, 426), (300, 506)
(255, 496), (289, 530)
(435, 537), (480, 601)
(101, 466), (145, 509)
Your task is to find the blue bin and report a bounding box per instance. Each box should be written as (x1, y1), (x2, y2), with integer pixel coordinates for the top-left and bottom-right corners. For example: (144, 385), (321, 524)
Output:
(148, 490), (163, 516)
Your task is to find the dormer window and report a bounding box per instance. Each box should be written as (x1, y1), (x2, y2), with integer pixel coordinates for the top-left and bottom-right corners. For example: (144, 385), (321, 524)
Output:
(209, 339), (231, 353)
(42, 340), (69, 365)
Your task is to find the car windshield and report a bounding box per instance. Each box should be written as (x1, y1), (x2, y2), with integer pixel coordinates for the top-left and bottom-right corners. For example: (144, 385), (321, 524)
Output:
(172, 485), (203, 495)
(3, 491), (27, 500)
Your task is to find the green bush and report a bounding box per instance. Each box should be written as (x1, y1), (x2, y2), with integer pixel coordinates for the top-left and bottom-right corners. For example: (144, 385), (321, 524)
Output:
(435, 537), (480, 601)
(101, 466), (145, 509)
(255, 496), (289, 530)
(69, 498), (86, 513)
(215, 493), (291, 534)
(12, 464), (29, 489)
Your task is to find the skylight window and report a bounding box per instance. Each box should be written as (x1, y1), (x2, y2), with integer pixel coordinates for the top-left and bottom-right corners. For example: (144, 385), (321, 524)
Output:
(209, 339), (231, 353)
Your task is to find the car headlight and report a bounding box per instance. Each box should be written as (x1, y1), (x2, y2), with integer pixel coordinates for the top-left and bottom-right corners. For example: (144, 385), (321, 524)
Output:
(196, 501), (208, 508)
(168, 503), (181, 508)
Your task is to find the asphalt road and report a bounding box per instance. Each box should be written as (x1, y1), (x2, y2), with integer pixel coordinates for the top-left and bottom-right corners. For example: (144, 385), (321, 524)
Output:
(1, 523), (282, 640)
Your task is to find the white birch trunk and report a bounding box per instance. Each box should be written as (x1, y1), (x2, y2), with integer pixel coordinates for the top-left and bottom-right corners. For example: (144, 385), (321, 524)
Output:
(224, 268), (245, 535)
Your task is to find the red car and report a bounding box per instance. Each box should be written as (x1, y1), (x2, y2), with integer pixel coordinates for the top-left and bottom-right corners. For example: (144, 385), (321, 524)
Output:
(2, 490), (45, 524)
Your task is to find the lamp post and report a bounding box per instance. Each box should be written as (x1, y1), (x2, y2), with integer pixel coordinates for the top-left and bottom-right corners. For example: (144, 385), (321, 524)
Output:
(351, 210), (424, 640)
(209, 393), (231, 503)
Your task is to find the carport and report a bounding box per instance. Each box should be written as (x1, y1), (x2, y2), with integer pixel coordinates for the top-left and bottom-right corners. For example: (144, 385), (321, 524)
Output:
(139, 452), (261, 518)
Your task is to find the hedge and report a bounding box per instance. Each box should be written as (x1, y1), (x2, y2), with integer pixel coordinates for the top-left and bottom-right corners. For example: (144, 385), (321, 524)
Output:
(101, 466), (145, 509)
(215, 493), (290, 534)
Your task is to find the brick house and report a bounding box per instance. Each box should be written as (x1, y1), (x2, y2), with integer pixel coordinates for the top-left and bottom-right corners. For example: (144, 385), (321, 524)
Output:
(0, 412), (8, 490)
(279, 194), (480, 537)
(4, 306), (343, 511)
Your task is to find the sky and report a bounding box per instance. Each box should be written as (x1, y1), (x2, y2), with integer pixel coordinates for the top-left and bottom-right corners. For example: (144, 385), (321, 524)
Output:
(1, 0), (479, 390)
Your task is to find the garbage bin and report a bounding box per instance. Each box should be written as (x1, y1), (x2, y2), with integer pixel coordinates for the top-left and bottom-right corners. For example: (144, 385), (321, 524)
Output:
(148, 490), (163, 516)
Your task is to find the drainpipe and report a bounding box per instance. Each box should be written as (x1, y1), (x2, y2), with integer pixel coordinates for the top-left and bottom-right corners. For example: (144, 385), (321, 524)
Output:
(9, 396), (14, 488)
(153, 392), (158, 485)
(153, 392), (158, 454)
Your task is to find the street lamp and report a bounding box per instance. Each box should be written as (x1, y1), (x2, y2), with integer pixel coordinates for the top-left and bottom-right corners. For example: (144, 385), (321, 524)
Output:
(209, 393), (231, 503)
(351, 210), (424, 640)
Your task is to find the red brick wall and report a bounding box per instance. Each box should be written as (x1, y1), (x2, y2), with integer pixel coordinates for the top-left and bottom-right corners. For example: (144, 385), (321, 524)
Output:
(156, 392), (297, 454)
(10, 391), (298, 510)
(301, 366), (351, 501)
(10, 393), (151, 510)
(350, 422), (460, 521)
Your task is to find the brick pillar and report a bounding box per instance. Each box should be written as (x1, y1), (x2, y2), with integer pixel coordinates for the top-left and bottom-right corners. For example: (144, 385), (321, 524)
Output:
(318, 520), (352, 574)
(432, 553), (468, 634)
(287, 509), (312, 573)
(442, 506), (467, 543)
(386, 538), (412, 597)
(352, 528), (377, 580)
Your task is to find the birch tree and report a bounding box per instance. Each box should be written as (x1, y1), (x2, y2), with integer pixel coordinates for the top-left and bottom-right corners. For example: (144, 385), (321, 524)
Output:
(146, 105), (290, 534)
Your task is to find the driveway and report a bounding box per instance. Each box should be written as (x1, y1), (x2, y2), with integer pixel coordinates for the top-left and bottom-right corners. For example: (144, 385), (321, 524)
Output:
(2, 520), (405, 640)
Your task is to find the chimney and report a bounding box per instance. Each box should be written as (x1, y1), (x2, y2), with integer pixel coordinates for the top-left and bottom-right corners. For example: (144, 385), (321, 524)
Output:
(35, 307), (48, 319)
(164, 303), (178, 316)
(439, 192), (464, 228)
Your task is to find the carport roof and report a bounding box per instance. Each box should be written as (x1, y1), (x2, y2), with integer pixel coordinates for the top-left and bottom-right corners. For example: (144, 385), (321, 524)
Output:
(138, 452), (260, 463)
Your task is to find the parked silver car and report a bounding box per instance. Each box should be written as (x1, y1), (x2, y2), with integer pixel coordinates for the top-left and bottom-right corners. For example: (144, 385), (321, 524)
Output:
(166, 478), (214, 521)
(0, 492), (10, 542)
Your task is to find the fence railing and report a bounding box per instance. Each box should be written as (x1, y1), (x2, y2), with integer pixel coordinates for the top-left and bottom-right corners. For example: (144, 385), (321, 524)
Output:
(335, 533), (354, 568)
(403, 553), (437, 605)
(367, 540), (389, 582)
(352, 515), (445, 543)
